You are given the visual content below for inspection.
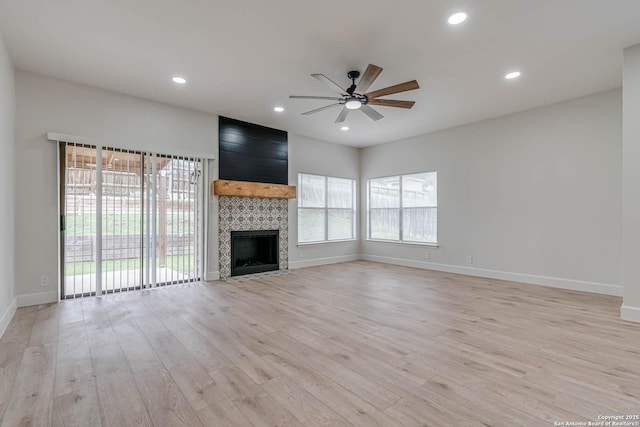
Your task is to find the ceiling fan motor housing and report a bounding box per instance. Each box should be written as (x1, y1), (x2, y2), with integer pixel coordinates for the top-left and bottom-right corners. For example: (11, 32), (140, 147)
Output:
(339, 94), (368, 106)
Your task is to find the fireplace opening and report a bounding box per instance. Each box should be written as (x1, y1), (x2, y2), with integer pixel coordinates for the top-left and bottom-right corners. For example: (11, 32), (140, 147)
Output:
(231, 230), (279, 277)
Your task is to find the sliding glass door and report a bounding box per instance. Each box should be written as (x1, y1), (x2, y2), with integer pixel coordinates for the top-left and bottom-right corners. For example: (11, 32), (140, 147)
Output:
(60, 142), (204, 299)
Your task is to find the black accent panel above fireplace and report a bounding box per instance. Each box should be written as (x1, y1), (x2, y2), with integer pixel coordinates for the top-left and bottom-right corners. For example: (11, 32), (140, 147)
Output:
(231, 230), (279, 277)
(219, 116), (288, 185)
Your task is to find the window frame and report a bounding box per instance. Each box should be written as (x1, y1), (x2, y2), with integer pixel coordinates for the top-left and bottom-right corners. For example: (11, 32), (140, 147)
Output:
(367, 171), (438, 246)
(297, 173), (357, 245)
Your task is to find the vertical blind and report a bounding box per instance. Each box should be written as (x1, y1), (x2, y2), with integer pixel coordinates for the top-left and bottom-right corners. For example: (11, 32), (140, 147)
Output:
(60, 142), (205, 298)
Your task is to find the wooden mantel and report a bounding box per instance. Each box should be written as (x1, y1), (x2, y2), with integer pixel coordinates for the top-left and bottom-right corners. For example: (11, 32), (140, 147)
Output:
(212, 179), (296, 199)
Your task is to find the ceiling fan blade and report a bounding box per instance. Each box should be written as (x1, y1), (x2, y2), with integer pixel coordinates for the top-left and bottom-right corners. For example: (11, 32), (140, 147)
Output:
(290, 95), (342, 101)
(356, 64), (383, 94)
(365, 80), (419, 99)
(335, 107), (350, 123)
(302, 103), (341, 115)
(311, 74), (347, 95)
(367, 99), (415, 109)
(360, 105), (384, 121)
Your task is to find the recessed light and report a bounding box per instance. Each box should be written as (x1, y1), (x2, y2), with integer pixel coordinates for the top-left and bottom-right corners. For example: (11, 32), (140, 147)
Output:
(274, 106), (284, 112)
(448, 12), (467, 25)
(172, 76), (186, 84)
(341, 126), (349, 131)
(505, 71), (521, 80)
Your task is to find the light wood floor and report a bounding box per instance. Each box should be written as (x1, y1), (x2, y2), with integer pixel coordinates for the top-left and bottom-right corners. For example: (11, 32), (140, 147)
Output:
(1, 261), (639, 426)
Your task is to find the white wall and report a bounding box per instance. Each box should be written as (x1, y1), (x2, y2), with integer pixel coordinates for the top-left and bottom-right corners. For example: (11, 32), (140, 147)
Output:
(12, 69), (625, 307)
(15, 71), (218, 304)
(360, 89), (623, 296)
(288, 134), (360, 268)
(13, 71), (362, 300)
(0, 31), (16, 336)
(622, 44), (640, 321)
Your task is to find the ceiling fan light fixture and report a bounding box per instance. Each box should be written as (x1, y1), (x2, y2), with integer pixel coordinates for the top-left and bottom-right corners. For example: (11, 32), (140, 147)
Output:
(345, 99), (362, 110)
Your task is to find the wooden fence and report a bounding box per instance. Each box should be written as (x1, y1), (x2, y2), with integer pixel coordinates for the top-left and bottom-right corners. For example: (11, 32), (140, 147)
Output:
(64, 234), (195, 262)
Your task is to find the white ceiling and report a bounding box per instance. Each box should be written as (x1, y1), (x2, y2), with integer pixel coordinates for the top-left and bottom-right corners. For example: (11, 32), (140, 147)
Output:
(1, 0), (640, 147)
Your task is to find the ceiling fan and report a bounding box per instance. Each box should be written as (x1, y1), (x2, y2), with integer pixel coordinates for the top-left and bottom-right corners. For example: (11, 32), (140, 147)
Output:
(290, 64), (419, 123)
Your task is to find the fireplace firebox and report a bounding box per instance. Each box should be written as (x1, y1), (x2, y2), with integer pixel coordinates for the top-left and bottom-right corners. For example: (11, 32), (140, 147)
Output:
(230, 230), (279, 277)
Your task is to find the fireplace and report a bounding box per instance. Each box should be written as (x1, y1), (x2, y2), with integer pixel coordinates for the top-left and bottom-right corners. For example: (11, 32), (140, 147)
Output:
(218, 196), (289, 279)
(231, 230), (279, 277)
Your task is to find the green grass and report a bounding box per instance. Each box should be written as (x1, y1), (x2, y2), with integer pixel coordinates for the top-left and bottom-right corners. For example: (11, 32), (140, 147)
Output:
(65, 254), (197, 276)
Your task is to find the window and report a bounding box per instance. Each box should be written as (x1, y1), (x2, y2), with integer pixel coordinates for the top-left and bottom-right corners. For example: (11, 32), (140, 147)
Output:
(298, 174), (356, 243)
(368, 171), (437, 244)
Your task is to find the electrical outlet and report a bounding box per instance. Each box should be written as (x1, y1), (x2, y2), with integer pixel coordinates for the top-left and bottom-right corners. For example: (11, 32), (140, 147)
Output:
(465, 255), (473, 264)
(40, 275), (49, 287)
(425, 252), (431, 261)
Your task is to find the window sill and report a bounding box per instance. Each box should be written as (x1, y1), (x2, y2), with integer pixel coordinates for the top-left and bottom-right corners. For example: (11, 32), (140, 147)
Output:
(366, 239), (439, 248)
(297, 239), (358, 247)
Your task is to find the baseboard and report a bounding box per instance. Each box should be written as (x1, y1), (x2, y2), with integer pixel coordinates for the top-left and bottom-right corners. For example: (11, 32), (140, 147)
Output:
(0, 297), (17, 339)
(361, 255), (623, 296)
(16, 291), (58, 307)
(621, 304), (640, 323)
(206, 271), (220, 281)
(289, 254), (361, 270)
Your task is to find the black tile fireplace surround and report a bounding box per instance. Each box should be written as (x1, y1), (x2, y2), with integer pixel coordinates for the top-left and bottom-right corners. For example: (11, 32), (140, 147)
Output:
(230, 230), (279, 277)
